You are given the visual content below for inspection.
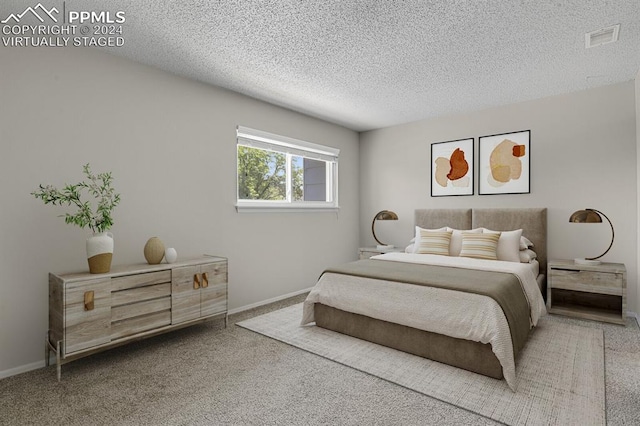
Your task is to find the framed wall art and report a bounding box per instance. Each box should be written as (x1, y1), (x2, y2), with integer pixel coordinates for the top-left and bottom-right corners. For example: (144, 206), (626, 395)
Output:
(431, 138), (474, 197)
(478, 130), (530, 195)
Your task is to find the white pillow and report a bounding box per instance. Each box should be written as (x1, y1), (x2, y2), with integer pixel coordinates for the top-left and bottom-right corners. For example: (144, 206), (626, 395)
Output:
(519, 249), (537, 263)
(412, 226), (447, 253)
(459, 232), (500, 260)
(520, 236), (534, 250)
(405, 244), (414, 253)
(415, 230), (452, 256)
(481, 228), (523, 263)
(446, 227), (482, 256)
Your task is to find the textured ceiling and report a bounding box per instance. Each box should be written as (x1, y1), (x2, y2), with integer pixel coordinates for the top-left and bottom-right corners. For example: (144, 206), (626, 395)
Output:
(4, 1), (640, 131)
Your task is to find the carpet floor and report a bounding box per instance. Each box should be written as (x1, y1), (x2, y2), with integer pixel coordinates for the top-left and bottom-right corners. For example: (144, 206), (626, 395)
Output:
(1, 294), (639, 425)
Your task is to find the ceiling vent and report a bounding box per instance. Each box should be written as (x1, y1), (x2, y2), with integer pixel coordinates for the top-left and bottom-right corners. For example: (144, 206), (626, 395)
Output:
(585, 24), (620, 48)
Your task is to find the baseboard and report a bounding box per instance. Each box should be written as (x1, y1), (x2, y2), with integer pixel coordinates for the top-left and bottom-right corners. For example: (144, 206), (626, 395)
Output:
(228, 287), (313, 315)
(628, 310), (639, 326)
(0, 360), (46, 380)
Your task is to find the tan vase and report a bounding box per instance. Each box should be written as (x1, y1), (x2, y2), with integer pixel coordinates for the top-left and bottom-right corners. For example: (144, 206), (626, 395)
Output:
(87, 232), (114, 274)
(144, 237), (165, 264)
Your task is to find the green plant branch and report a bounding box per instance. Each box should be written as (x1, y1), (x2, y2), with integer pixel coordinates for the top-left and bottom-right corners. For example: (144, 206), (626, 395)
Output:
(32, 164), (121, 233)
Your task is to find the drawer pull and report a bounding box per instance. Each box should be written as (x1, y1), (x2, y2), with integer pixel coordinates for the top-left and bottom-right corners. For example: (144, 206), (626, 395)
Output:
(193, 274), (200, 290)
(202, 272), (209, 288)
(553, 268), (579, 273)
(84, 291), (94, 311)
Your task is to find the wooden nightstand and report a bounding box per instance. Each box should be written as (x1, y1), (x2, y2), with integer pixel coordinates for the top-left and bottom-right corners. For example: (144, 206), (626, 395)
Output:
(547, 259), (626, 325)
(359, 247), (404, 259)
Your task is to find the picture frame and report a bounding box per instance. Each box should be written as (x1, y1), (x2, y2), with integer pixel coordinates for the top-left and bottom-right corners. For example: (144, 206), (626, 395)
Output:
(430, 138), (474, 197)
(478, 130), (530, 195)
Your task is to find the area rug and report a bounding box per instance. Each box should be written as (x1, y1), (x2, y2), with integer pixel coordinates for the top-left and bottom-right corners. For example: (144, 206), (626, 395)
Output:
(238, 303), (605, 426)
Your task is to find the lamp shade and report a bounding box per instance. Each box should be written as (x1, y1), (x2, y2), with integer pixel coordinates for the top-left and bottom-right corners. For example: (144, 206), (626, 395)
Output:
(374, 210), (399, 221)
(568, 208), (614, 264)
(569, 209), (603, 223)
(371, 210), (398, 247)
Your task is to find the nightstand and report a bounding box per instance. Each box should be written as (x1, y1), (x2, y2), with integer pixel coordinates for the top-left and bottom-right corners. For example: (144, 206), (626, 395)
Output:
(359, 247), (404, 259)
(547, 259), (626, 325)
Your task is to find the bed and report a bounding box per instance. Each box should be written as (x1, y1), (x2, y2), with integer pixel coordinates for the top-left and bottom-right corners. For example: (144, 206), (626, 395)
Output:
(301, 208), (547, 390)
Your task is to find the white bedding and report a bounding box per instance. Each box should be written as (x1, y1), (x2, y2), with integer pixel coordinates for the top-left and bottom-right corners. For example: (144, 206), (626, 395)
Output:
(301, 253), (547, 391)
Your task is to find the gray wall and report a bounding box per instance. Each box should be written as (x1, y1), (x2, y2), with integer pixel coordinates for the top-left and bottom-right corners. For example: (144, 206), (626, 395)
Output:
(359, 82), (638, 315)
(0, 47), (359, 376)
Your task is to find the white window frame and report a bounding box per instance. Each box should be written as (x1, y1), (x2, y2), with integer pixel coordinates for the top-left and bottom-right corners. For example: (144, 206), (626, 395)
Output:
(236, 126), (340, 213)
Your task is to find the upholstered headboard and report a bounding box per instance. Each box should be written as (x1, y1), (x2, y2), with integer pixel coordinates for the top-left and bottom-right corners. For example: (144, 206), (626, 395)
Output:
(472, 208), (547, 274)
(415, 207), (547, 275)
(414, 209), (471, 230)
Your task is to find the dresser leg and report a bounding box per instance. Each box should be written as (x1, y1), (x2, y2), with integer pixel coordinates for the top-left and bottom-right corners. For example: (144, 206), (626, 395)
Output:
(56, 340), (62, 381)
(45, 332), (50, 367)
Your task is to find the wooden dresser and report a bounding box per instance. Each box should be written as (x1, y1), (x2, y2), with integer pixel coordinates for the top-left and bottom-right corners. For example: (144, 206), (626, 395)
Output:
(47, 255), (227, 379)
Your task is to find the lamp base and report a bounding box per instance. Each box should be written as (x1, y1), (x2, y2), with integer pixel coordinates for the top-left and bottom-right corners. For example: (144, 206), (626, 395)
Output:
(574, 258), (602, 266)
(376, 244), (395, 250)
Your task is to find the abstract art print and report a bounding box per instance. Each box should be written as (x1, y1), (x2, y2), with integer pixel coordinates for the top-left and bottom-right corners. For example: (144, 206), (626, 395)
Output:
(479, 130), (530, 195)
(431, 138), (474, 196)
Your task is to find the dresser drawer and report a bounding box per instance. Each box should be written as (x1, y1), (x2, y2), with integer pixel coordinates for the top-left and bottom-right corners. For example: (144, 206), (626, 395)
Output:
(550, 268), (623, 296)
(111, 310), (171, 340)
(111, 271), (171, 291)
(111, 283), (171, 306)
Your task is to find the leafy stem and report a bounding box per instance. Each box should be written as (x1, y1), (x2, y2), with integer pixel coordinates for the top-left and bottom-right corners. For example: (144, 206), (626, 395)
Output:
(32, 164), (121, 233)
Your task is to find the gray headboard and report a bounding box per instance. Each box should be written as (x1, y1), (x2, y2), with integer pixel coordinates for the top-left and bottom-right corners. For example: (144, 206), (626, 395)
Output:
(414, 209), (471, 230)
(415, 208), (547, 274)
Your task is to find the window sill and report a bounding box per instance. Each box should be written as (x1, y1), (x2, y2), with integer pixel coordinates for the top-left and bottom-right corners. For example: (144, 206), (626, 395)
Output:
(236, 203), (340, 213)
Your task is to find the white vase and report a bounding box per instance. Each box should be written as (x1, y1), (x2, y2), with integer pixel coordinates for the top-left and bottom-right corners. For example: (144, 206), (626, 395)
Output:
(86, 232), (114, 274)
(165, 247), (177, 264)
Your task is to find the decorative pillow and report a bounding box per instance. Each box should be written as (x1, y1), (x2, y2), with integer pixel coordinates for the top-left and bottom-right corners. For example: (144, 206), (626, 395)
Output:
(519, 249), (537, 263)
(447, 227), (482, 256)
(519, 236), (534, 250)
(412, 226), (447, 253)
(481, 228), (522, 262)
(459, 232), (501, 260)
(415, 230), (452, 256)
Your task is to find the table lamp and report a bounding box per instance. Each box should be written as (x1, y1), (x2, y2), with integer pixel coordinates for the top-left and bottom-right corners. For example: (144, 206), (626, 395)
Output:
(372, 210), (398, 249)
(569, 208), (614, 265)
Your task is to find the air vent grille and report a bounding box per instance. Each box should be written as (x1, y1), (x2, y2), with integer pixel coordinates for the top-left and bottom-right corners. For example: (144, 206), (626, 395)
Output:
(585, 24), (620, 48)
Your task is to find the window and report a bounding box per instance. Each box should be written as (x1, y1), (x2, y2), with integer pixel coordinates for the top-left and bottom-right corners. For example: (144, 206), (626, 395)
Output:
(236, 126), (339, 212)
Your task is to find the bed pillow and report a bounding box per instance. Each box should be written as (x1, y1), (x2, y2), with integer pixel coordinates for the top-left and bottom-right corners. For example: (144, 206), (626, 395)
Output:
(520, 236), (534, 250)
(519, 249), (537, 263)
(481, 228), (522, 262)
(412, 226), (447, 253)
(415, 229), (452, 256)
(459, 232), (500, 260)
(446, 227), (482, 256)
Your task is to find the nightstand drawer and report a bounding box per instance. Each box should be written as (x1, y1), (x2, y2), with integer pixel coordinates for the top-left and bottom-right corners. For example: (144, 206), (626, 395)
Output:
(359, 247), (404, 260)
(359, 251), (380, 259)
(550, 269), (623, 296)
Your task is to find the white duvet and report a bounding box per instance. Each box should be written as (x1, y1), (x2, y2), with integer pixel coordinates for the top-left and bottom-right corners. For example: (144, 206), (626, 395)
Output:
(301, 253), (547, 390)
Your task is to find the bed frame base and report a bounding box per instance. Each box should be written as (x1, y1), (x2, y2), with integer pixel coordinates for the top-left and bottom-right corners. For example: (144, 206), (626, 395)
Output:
(315, 303), (503, 380)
